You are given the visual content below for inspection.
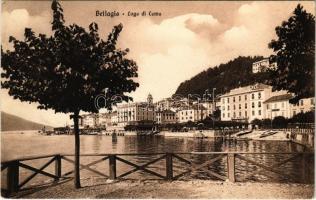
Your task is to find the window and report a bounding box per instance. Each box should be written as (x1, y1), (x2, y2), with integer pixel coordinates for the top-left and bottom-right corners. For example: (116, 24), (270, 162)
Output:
(245, 111), (247, 117)
(233, 105), (236, 110)
(239, 104), (241, 109)
(293, 111), (296, 116)
(239, 96), (241, 101)
(223, 113), (225, 118)
(245, 95), (247, 100)
(252, 102), (255, 108)
(233, 97), (235, 102)
(239, 112), (241, 117)
(267, 104), (269, 109)
(252, 93), (255, 99)
(228, 106), (230, 111)
(258, 102), (261, 108)
(258, 92), (261, 99)
(227, 98), (230, 103)
(222, 98), (225, 103)
(252, 111), (255, 116)
(228, 113), (230, 118)
(300, 100), (304, 106)
(258, 110), (261, 115)
(222, 106), (225, 111)
(311, 98), (315, 105)
(245, 103), (247, 109)
(233, 112), (236, 118)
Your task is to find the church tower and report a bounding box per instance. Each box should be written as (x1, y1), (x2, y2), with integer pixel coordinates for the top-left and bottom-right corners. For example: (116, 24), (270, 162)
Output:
(147, 93), (153, 105)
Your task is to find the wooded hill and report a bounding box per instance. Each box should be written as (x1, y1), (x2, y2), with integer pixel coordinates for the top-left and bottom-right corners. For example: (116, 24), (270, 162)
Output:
(174, 56), (270, 96)
(1, 112), (51, 131)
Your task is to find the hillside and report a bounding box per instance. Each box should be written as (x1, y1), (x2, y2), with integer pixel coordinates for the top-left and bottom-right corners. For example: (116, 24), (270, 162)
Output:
(1, 112), (52, 131)
(174, 56), (270, 96)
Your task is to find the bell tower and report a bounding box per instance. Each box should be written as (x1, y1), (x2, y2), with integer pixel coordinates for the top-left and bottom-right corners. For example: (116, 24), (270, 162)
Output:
(147, 93), (153, 105)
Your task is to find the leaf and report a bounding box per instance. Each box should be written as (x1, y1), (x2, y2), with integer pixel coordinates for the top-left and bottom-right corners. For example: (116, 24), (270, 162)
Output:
(9, 36), (16, 42)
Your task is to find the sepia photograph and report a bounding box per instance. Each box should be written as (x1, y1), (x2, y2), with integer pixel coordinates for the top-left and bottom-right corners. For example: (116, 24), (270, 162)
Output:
(1, 0), (315, 199)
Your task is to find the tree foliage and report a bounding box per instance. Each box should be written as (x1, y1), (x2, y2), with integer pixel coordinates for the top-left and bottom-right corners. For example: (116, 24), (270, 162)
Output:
(175, 56), (268, 96)
(288, 111), (315, 123)
(251, 118), (262, 126)
(1, 0), (139, 114)
(1, 0), (139, 188)
(268, 4), (315, 104)
(272, 116), (288, 129)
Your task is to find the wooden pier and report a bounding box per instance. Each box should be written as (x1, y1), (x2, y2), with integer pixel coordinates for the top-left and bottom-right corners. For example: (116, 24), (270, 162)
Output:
(1, 151), (314, 196)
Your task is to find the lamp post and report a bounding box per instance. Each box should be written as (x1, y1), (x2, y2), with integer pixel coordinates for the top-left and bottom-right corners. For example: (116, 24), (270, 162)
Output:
(212, 88), (216, 129)
(187, 94), (191, 110)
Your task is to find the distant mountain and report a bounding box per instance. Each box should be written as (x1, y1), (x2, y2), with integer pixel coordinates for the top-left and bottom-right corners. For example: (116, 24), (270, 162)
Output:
(174, 56), (270, 96)
(1, 112), (52, 131)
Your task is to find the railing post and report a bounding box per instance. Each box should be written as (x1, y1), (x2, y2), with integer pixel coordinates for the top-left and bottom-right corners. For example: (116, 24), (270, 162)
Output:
(109, 155), (116, 180)
(227, 153), (235, 182)
(7, 160), (19, 193)
(166, 153), (173, 180)
(55, 155), (62, 181)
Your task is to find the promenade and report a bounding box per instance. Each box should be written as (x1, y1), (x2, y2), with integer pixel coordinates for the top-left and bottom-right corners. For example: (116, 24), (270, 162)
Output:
(14, 178), (314, 199)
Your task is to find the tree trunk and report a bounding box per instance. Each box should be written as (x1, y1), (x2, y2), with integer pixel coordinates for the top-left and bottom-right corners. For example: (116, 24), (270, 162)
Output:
(73, 110), (81, 188)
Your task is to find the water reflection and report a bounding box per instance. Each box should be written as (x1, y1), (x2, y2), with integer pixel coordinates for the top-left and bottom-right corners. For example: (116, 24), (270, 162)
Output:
(1, 133), (314, 183)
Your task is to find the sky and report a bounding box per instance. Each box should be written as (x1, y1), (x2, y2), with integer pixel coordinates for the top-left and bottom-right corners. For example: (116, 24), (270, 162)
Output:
(1, 1), (315, 127)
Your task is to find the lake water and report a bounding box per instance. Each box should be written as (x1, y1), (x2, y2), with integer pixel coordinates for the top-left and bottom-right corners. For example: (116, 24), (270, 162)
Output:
(1, 131), (314, 188)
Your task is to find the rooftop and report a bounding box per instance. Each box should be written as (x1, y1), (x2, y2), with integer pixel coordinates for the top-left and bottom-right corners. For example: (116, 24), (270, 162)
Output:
(156, 109), (175, 114)
(178, 104), (207, 111)
(252, 58), (269, 65)
(264, 94), (293, 103)
(220, 84), (271, 97)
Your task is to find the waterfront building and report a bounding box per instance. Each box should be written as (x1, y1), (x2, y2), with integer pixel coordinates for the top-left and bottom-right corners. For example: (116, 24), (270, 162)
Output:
(177, 104), (207, 123)
(80, 114), (99, 128)
(265, 95), (315, 119)
(221, 83), (315, 122)
(116, 94), (155, 127)
(154, 98), (173, 111)
(98, 113), (107, 128)
(200, 100), (214, 117)
(252, 58), (277, 73)
(264, 94), (293, 119)
(98, 113), (113, 129)
(156, 110), (177, 124)
(220, 84), (286, 122)
(290, 98), (315, 116)
(110, 111), (118, 126)
(154, 97), (188, 113)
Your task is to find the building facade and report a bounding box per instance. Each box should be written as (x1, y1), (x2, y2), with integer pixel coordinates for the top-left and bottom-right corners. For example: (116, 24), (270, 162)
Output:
(265, 95), (315, 119)
(156, 110), (177, 124)
(200, 100), (214, 117)
(116, 94), (155, 127)
(264, 94), (293, 119)
(252, 58), (277, 73)
(98, 113), (109, 128)
(80, 114), (99, 128)
(220, 84), (287, 122)
(221, 84), (315, 122)
(177, 105), (207, 123)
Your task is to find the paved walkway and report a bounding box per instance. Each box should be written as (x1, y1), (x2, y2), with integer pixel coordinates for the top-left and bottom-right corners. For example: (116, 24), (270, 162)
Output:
(13, 178), (314, 199)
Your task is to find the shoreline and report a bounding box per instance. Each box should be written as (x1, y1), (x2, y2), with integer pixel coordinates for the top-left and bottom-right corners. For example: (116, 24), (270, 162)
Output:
(13, 178), (315, 199)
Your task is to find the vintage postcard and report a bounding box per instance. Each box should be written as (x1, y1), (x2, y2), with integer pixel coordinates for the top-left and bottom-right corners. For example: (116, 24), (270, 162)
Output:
(1, 0), (315, 199)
